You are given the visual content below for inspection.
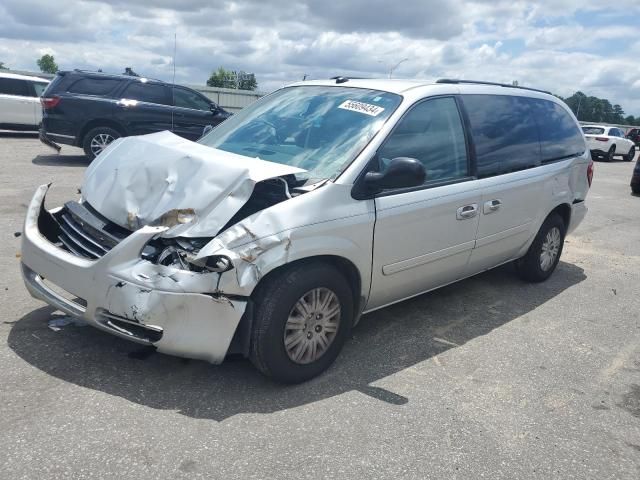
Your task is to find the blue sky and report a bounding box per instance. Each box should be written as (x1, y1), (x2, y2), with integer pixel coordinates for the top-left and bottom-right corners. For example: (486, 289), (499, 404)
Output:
(1, 0), (639, 115)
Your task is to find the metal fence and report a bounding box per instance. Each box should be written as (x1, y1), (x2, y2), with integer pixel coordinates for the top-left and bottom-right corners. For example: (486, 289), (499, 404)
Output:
(188, 84), (264, 112)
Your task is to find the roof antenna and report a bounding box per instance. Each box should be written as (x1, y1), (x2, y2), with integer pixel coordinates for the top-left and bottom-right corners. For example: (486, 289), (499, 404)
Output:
(171, 31), (177, 132)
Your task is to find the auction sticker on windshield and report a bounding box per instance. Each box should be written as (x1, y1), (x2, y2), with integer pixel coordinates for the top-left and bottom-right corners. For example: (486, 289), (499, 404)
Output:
(338, 100), (385, 117)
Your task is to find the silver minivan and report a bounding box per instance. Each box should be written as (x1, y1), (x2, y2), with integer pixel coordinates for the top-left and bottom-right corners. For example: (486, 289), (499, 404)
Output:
(21, 78), (592, 382)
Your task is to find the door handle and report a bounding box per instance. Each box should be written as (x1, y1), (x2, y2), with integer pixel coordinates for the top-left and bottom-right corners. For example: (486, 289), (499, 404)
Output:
(456, 203), (478, 220)
(483, 199), (502, 214)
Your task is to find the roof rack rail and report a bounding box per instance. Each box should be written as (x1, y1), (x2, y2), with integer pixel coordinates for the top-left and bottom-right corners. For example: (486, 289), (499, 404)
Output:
(436, 78), (552, 95)
(329, 76), (372, 84)
(70, 68), (163, 82)
(330, 76), (349, 84)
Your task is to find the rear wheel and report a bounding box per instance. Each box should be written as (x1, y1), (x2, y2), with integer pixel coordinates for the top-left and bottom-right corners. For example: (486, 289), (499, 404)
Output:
(624, 146), (635, 162)
(249, 262), (354, 383)
(515, 213), (566, 283)
(606, 146), (616, 162)
(82, 126), (120, 160)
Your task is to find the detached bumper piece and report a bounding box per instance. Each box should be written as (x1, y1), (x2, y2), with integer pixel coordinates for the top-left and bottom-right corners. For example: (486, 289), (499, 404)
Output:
(21, 184), (248, 363)
(39, 130), (62, 153)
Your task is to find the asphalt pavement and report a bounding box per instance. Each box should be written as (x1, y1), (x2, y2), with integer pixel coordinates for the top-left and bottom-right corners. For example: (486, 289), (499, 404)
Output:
(1, 134), (639, 479)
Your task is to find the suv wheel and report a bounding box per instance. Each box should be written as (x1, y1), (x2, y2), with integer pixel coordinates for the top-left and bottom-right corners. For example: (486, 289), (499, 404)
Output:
(83, 127), (121, 160)
(606, 146), (616, 162)
(249, 262), (354, 383)
(624, 146), (635, 162)
(515, 213), (566, 283)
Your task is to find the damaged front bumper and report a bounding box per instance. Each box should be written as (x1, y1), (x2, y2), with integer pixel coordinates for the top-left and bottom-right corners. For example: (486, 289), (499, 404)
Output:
(20, 184), (247, 363)
(38, 130), (62, 153)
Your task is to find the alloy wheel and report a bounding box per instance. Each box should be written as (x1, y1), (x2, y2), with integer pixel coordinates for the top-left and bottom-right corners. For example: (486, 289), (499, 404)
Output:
(283, 287), (341, 364)
(90, 133), (115, 157)
(540, 227), (561, 271)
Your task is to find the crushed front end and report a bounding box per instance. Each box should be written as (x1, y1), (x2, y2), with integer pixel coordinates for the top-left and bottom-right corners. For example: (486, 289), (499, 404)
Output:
(21, 184), (247, 363)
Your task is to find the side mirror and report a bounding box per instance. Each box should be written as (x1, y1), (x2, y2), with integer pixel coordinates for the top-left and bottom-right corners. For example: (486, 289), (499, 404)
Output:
(363, 157), (426, 193)
(210, 104), (219, 113)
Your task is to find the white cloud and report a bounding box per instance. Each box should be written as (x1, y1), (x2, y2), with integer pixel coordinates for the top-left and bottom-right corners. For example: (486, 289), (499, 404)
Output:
(0, 0), (638, 115)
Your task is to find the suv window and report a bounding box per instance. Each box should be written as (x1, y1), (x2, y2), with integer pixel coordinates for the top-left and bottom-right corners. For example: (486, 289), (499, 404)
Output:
(173, 87), (211, 111)
(67, 78), (120, 96)
(0, 77), (30, 96)
(378, 96), (468, 184)
(531, 99), (584, 161)
(462, 95), (540, 177)
(582, 126), (604, 135)
(122, 82), (170, 105)
(31, 81), (48, 97)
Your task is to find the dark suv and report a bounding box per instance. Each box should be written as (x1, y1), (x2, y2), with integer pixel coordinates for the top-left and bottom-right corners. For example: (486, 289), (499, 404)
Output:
(626, 128), (640, 147)
(40, 70), (230, 159)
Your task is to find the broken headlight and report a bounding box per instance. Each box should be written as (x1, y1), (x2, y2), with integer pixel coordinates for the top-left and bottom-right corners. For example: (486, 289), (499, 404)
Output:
(142, 238), (233, 273)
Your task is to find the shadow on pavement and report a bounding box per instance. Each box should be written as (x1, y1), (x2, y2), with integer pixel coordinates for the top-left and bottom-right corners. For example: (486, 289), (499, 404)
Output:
(8, 261), (586, 421)
(32, 154), (89, 167)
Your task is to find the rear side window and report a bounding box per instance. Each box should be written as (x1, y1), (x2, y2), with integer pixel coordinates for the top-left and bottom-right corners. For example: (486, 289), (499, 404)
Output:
(462, 95), (540, 177)
(378, 96), (469, 184)
(67, 78), (120, 96)
(582, 126), (604, 135)
(31, 81), (48, 97)
(531, 99), (585, 162)
(122, 82), (170, 105)
(0, 78), (30, 96)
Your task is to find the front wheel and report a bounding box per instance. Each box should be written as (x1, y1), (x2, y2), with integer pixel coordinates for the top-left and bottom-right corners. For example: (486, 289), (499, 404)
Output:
(624, 146), (635, 162)
(250, 262), (354, 383)
(515, 213), (566, 283)
(82, 126), (120, 160)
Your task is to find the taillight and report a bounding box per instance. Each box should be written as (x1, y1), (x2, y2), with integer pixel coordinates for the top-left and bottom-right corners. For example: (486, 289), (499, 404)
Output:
(595, 137), (609, 142)
(41, 96), (61, 109)
(587, 159), (594, 187)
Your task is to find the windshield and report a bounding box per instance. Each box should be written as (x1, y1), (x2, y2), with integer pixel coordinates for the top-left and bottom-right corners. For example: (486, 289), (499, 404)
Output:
(198, 86), (402, 182)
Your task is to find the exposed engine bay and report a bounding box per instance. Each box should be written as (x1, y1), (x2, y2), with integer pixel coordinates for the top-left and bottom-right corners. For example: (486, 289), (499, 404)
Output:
(46, 174), (309, 273)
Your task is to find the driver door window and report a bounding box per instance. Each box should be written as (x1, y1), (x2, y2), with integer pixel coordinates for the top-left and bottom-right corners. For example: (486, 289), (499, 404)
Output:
(378, 96), (469, 186)
(173, 87), (212, 111)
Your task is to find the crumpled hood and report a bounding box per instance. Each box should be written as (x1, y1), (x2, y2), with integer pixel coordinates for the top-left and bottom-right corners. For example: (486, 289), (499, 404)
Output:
(82, 131), (305, 237)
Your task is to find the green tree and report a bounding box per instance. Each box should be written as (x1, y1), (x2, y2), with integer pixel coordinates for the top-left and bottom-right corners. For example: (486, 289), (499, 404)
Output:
(237, 71), (258, 91)
(207, 67), (258, 91)
(37, 54), (58, 74)
(0, 61), (7, 69)
(207, 67), (236, 89)
(562, 91), (638, 125)
(612, 104), (625, 124)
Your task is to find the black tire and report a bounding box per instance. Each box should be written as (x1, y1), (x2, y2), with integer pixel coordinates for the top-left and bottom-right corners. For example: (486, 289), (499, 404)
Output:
(606, 146), (615, 162)
(249, 262), (354, 383)
(515, 213), (566, 283)
(82, 126), (121, 160)
(624, 146), (635, 162)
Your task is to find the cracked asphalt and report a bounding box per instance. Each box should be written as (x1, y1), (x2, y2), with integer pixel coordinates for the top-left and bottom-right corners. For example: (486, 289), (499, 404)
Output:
(1, 133), (639, 479)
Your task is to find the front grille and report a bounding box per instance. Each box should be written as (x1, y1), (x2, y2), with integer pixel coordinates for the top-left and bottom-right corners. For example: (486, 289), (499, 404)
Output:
(53, 201), (131, 259)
